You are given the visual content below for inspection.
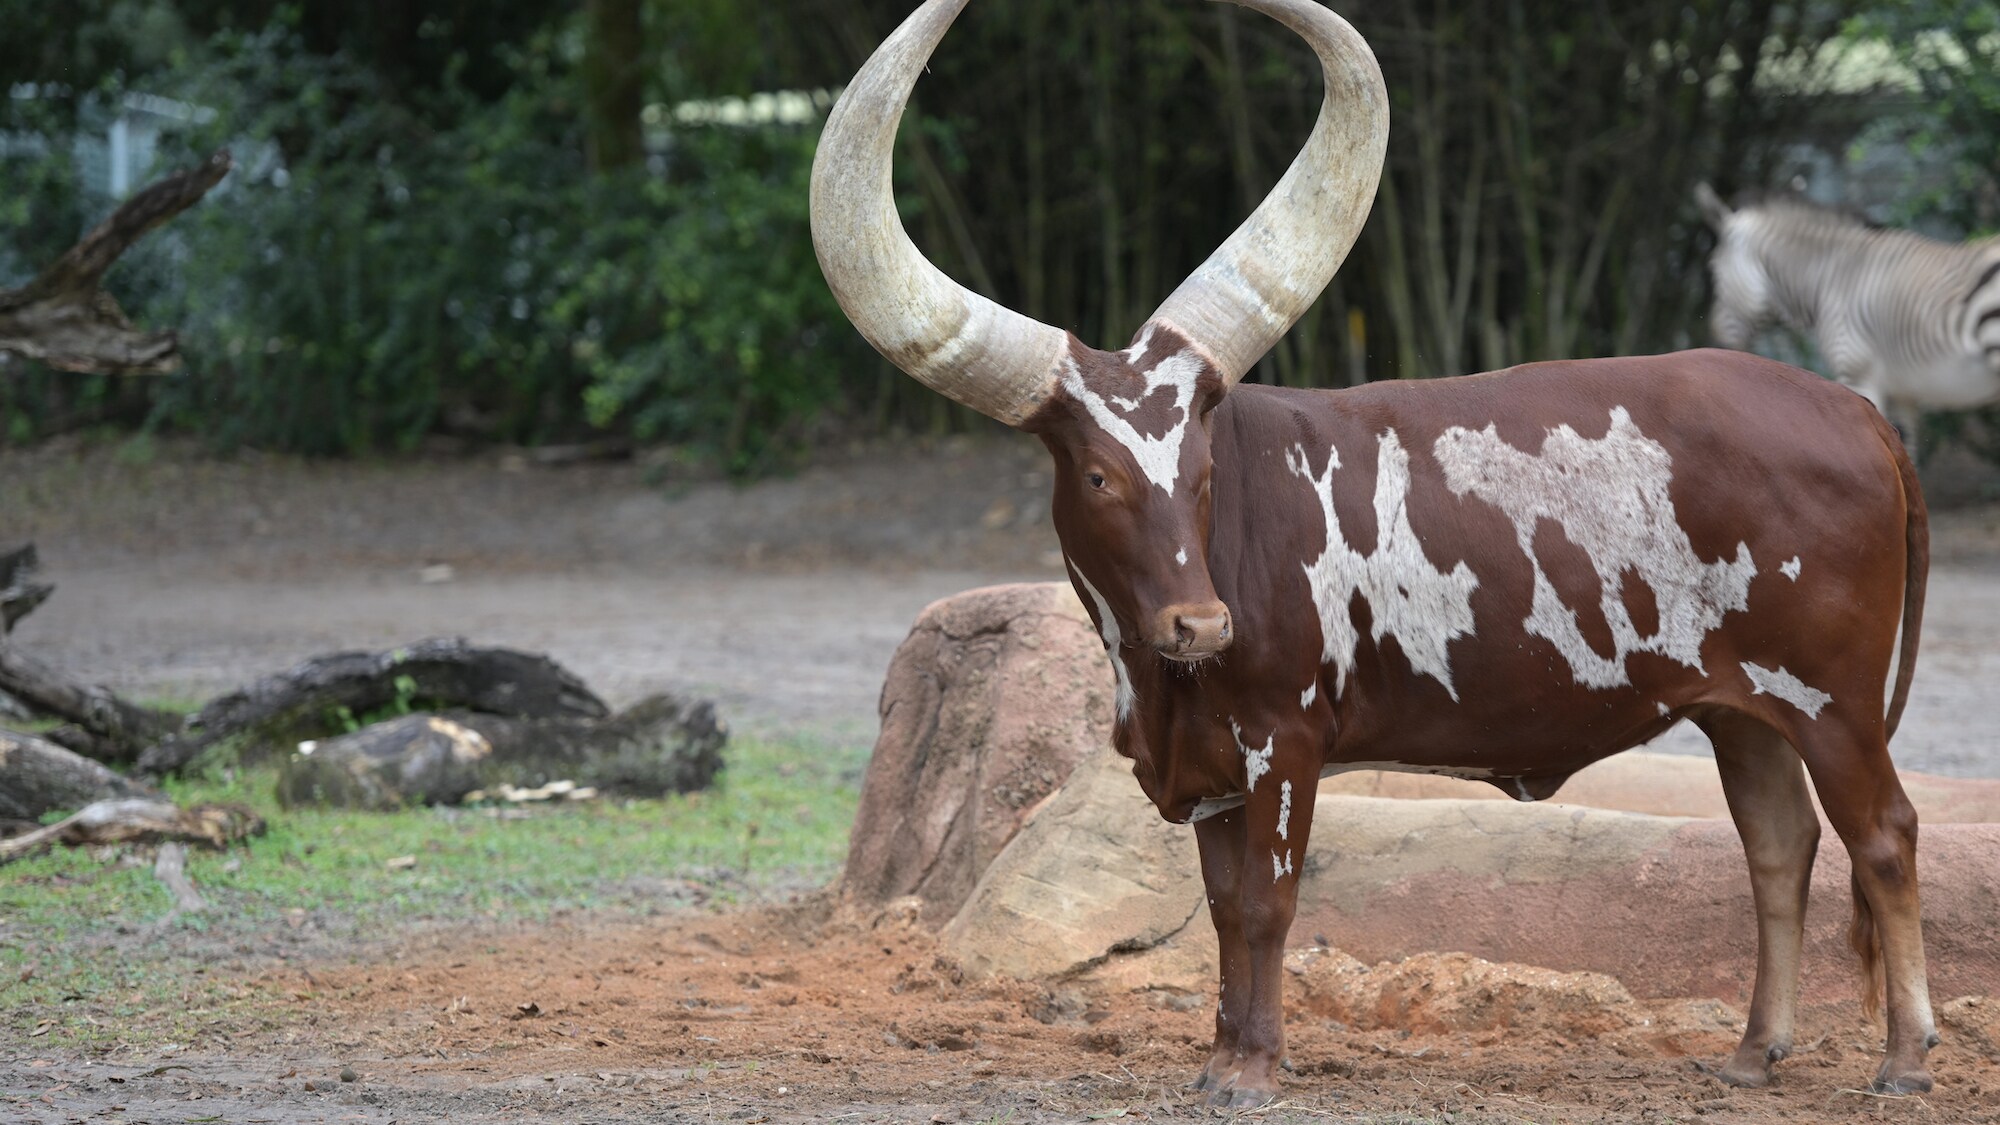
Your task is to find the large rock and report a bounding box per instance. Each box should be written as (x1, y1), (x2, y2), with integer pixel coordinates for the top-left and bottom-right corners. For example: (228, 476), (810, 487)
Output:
(943, 746), (2000, 1007)
(840, 583), (1112, 924)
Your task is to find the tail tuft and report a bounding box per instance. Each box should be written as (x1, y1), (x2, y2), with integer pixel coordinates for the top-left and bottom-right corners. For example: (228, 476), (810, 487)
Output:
(1849, 870), (1883, 1024)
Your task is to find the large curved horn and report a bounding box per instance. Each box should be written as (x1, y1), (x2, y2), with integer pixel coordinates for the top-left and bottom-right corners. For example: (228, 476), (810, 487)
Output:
(810, 0), (1068, 427)
(1145, 0), (1388, 385)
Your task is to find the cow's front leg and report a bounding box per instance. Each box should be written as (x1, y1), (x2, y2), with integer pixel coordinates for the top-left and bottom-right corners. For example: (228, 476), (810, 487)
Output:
(1191, 805), (1250, 1093)
(1192, 740), (1317, 1108)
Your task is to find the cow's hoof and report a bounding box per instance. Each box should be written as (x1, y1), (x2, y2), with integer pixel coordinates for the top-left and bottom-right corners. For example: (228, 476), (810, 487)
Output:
(1187, 1071), (1216, 1093)
(1869, 1070), (1934, 1096)
(1206, 1084), (1276, 1110)
(1693, 1054), (1772, 1088)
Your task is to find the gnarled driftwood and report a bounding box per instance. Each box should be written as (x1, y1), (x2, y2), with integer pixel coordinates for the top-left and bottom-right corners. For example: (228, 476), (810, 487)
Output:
(0, 151), (231, 374)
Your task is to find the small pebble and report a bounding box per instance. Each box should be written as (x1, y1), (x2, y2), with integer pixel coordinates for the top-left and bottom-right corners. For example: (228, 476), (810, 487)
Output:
(340, 1065), (358, 1083)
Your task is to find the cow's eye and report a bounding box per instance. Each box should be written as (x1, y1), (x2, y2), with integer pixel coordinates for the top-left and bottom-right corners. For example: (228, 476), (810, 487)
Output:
(1087, 472), (1107, 490)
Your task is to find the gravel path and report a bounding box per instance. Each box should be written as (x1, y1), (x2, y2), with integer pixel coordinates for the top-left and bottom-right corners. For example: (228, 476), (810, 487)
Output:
(8, 438), (1998, 772)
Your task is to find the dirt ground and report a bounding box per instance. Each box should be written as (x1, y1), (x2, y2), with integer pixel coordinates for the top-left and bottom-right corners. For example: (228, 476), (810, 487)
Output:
(7, 904), (1999, 1124)
(7, 437), (2000, 1122)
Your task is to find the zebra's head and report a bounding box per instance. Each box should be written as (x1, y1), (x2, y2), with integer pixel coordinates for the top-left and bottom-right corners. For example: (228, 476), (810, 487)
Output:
(1695, 183), (1771, 350)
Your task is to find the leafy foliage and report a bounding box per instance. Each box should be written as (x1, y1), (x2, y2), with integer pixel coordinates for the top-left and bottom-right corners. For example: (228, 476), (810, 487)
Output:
(6, 0), (1992, 466)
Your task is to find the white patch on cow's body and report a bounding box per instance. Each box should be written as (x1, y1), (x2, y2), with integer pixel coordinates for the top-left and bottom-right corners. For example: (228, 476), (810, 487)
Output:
(1272, 850), (1294, 881)
(1059, 345), (1205, 495)
(1741, 661), (1833, 719)
(1511, 777), (1534, 802)
(1657, 701), (1671, 717)
(1069, 562), (1135, 722)
(1176, 546), (1188, 567)
(1232, 721), (1274, 792)
(1782, 556), (1802, 581)
(1289, 432), (1480, 701)
(1276, 780), (1294, 841)
(1300, 682), (1317, 709)
(1434, 407), (1757, 690)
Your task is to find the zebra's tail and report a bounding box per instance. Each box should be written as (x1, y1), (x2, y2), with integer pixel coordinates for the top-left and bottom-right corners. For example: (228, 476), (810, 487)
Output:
(1694, 182), (1733, 231)
(1877, 409), (1929, 743)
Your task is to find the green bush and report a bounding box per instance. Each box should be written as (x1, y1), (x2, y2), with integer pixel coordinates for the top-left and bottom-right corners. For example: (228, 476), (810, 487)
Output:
(3, 18), (880, 471)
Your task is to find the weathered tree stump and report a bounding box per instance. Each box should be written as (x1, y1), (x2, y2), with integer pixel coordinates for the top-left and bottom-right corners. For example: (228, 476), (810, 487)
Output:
(0, 543), (183, 765)
(1, 545), (53, 635)
(274, 693), (725, 810)
(138, 637), (610, 777)
(0, 729), (159, 822)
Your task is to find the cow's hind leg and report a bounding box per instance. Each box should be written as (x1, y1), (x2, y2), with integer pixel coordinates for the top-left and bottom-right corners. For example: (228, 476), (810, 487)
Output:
(1796, 722), (1937, 1093)
(1191, 807), (1251, 1094)
(1696, 710), (1819, 1087)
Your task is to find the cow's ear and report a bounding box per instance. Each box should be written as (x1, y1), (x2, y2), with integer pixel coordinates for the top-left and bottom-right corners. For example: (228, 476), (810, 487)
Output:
(1196, 370), (1230, 419)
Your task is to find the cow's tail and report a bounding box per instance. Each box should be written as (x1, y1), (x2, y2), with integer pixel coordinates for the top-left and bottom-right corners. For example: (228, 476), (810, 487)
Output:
(1880, 409), (1927, 744)
(1848, 406), (1928, 1023)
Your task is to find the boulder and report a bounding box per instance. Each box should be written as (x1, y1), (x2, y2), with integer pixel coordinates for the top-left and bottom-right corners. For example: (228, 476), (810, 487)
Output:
(840, 583), (1112, 925)
(942, 745), (2000, 1007)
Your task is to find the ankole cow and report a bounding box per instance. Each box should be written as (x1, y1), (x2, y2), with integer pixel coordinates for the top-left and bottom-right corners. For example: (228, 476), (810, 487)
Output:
(812, 0), (1934, 1107)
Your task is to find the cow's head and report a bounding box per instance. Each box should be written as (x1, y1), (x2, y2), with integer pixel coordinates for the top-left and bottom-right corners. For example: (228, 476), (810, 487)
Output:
(810, 0), (1386, 667)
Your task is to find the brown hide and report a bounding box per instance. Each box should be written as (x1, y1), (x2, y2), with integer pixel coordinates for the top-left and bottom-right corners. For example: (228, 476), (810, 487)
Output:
(1052, 347), (1917, 824)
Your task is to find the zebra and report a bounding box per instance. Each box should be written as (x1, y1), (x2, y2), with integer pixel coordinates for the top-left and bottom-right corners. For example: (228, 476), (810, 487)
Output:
(1696, 183), (2000, 453)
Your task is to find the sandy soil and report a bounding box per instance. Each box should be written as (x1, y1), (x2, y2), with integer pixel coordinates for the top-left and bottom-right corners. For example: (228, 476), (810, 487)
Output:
(7, 438), (2000, 1123)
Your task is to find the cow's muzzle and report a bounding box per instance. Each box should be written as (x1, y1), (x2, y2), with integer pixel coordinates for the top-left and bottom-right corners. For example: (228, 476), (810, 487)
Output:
(1151, 601), (1233, 660)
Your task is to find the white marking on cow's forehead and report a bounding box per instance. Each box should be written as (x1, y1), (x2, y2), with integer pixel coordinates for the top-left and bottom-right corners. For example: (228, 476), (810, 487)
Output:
(1781, 556), (1802, 581)
(1059, 348), (1204, 495)
(1276, 780), (1294, 841)
(1300, 682), (1317, 709)
(1068, 561), (1135, 722)
(1290, 431), (1480, 701)
(1231, 720), (1274, 793)
(1434, 407), (1756, 690)
(1176, 546), (1188, 567)
(1741, 661), (1832, 719)
(1271, 849), (1293, 882)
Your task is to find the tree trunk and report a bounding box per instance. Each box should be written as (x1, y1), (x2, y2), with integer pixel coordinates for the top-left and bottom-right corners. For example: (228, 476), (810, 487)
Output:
(583, 0), (645, 174)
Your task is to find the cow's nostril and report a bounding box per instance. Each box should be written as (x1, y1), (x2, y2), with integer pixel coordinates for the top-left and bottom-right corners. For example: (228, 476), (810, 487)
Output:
(1176, 619), (1196, 649)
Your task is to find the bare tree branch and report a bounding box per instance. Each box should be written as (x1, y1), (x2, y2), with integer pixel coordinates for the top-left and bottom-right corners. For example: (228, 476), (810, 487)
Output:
(0, 150), (232, 375)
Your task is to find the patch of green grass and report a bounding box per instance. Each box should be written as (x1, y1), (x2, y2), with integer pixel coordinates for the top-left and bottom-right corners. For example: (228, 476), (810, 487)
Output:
(0, 735), (863, 1052)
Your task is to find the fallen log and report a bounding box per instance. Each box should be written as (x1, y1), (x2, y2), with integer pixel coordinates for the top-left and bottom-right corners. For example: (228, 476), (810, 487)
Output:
(0, 797), (263, 864)
(0, 151), (231, 375)
(274, 693), (725, 810)
(138, 637), (611, 777)
(0, 646), (183, 766)
(0, 728), (158, 822)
